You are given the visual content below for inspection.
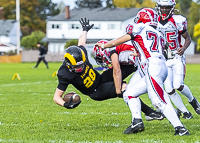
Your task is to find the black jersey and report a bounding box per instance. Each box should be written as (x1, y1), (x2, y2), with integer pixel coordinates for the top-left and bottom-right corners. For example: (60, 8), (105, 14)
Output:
(39, 46), (48, 56)
(57, 46), (101, 95)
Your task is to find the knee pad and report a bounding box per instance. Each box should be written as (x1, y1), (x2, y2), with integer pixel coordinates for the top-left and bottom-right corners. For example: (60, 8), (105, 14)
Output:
(168, 89), (175, 95)
(177, 85), (184, 91)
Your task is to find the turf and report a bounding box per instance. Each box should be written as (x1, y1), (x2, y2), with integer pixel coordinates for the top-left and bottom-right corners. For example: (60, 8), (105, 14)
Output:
(0, 63), (200, 143)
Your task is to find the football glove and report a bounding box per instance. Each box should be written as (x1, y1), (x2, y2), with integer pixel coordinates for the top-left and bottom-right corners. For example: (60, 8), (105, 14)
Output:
(63, 96), (81, 109)
(117, 81), (127, 98)
(163, 42), (169, 60)
(79, 17), (94, 32)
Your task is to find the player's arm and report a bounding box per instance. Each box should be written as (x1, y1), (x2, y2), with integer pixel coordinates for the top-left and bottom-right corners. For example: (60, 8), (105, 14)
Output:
(78, 31), (87, 47)
(53, 88), (81, 109)
(78, 18), (94, 47)
(130, 47), (139, 57)
(110, 53), (122, 94)
(53, 88), (65, 106)
(177, 30), (191, 55)
(95, 34), (132, 49)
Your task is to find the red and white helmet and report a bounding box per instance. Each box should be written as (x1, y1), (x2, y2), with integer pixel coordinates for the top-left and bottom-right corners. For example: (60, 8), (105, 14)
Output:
(156, 0), (176, 20)
(134, 8), (158, 27)
(92, 40), (111, 68)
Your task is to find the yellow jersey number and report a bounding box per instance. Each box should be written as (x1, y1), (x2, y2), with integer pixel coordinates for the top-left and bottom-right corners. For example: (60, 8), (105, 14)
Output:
(84, 69), (96, 88)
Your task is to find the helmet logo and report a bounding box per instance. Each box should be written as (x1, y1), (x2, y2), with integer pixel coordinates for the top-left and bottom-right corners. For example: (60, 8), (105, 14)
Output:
(144, 14), (149, 20)
(136, 8), (158, 26)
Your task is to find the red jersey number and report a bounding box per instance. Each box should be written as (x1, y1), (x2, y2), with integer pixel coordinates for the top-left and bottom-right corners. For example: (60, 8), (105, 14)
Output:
(166, 31), (177, 50)
(147, 31), (158, 52)
(147, 31), (165, 53)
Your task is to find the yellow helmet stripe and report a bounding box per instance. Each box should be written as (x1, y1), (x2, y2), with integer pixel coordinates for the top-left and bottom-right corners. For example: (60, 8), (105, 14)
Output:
(81, 50), (86, 62)
(64, 53), (77, 65)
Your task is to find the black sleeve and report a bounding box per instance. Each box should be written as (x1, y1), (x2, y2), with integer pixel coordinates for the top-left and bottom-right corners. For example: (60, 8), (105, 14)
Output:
(44, 47), (48, 54)
(57, 70), (70, 91)
(39, 47), (42, 54)
(109, 50), (118, 58)
(57, 83), (68, 91)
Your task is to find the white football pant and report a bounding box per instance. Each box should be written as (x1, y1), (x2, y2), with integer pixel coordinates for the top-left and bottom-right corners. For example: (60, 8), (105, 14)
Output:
(124, 57), (183, 127)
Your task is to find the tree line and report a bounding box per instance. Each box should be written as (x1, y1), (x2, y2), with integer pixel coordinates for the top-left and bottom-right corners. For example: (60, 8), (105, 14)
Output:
(0, 0), (200, 50)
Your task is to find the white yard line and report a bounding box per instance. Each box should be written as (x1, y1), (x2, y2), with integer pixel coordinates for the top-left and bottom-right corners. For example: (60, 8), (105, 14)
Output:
(1, 81), (56, 87)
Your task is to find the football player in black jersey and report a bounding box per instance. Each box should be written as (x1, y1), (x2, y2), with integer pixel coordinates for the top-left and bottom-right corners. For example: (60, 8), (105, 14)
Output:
(53, 18), (163, 121)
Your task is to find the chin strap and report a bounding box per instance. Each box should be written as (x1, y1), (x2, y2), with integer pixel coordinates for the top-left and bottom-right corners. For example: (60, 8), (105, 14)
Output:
(174, 9), (179, 12)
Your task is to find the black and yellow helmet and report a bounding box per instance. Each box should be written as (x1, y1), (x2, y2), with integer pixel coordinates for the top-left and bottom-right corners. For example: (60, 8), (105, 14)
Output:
(64, 46), (86, 73)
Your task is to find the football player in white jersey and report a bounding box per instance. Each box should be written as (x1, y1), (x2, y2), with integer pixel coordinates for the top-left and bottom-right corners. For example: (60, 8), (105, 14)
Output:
(95, 8), (189, 136)
(93, 40), (164, 121)
(156, 0), (200, 119)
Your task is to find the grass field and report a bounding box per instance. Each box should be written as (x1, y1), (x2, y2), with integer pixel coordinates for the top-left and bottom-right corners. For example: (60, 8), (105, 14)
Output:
(0, 63), (200, 143)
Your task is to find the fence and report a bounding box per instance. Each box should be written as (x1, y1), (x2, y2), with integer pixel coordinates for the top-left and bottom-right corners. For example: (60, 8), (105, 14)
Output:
(0, 50), (199, 64)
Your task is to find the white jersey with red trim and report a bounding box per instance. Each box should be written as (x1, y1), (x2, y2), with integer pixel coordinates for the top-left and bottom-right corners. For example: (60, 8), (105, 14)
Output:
(157, 14), (187, 52)
(126, 23), (165, 70)
(157, 14), (188, 93)
(106, 41), (137, 66)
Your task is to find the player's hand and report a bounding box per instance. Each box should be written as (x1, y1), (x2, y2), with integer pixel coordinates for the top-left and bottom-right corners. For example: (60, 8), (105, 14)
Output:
(121, 82), (127, 92)
(64, 96), (81, 109)
(117, 81), (127, 98)
(130, 48), (139, 57)
(95, 43), (104, 49)
(79, 18), (94, 32)
(177, 47), (185, 56)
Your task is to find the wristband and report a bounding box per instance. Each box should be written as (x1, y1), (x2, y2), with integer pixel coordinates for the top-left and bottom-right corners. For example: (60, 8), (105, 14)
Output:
(117, 92), (123, 98)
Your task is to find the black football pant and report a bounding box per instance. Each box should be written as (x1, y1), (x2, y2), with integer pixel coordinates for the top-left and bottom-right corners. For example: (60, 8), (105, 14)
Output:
(35, 57), (49, 69)
(89, 65), (155, 115)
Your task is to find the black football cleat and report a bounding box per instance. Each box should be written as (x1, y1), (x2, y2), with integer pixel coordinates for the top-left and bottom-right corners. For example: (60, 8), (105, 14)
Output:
(182, 112), (193, 119)
(189, 97), (200, 114)
(123, 119), (144, 134)
(174, 126), (190, 136)
(145, 111), (164, 121)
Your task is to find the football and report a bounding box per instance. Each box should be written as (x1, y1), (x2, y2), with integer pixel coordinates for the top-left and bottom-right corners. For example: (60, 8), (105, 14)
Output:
(63, 92), (81, 103)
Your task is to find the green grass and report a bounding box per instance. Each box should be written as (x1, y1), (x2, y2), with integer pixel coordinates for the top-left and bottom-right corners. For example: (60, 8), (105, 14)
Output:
(0, 63), (200, 143)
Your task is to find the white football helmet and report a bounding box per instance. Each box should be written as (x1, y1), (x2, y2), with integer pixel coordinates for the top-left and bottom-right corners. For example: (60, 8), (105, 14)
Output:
(92, 40), (112, 68)
(134, 8), (158, 27)
(156, 0), (176, 20)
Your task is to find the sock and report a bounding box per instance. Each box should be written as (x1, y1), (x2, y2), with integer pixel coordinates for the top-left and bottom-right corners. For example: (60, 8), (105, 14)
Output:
(179, 84), (194, 102)
(140, 98), (154, 115)
(169, 92), (189, 113)
(162, 104), (183, 128)
(128, 97), (142, 121)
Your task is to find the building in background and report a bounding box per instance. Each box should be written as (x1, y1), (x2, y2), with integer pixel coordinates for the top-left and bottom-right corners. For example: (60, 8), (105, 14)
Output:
(0, 20), (22, 55)
(45, 6), (195, 64)
(46, 6), (142, 64)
